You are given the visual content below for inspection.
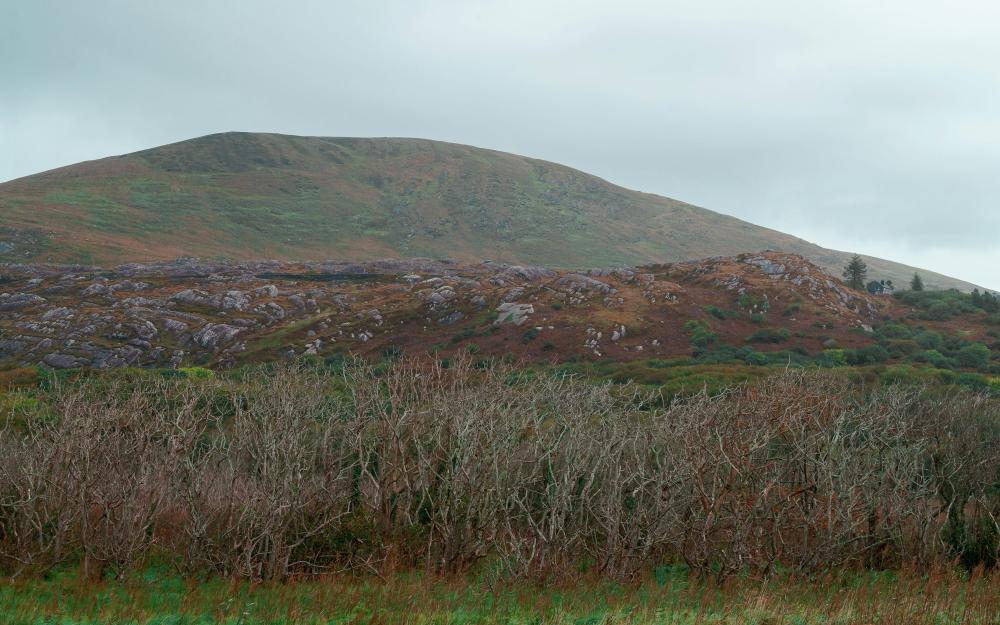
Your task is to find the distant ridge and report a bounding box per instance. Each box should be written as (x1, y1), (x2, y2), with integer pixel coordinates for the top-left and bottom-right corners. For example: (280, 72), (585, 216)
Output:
(0, 132), (976, 290)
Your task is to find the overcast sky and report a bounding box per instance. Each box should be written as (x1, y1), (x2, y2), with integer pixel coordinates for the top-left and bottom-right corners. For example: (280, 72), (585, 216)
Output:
(3, 1), (998, 289)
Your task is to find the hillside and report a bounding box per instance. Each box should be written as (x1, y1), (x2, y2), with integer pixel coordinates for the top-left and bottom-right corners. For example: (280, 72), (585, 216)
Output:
(0, 132), (974, 290)
(1, 252), (997, 379)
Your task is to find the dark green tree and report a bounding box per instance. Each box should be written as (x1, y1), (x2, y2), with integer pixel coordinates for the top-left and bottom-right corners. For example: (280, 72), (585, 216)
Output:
(982, 291), (999, 313)
(842, 255), (868, 290)
(971, 288), (983, 308)
(910, 272), (924, 291)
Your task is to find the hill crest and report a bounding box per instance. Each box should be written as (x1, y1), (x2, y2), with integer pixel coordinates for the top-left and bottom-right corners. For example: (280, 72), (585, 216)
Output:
(0, 131), (976, 291)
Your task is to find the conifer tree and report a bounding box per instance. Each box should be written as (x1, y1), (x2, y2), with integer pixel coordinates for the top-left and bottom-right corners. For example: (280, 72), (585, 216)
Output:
(842, 255), (868, 290)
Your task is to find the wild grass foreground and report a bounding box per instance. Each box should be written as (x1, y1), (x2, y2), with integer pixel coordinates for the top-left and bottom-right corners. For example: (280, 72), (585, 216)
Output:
(1, 565), (998, 624)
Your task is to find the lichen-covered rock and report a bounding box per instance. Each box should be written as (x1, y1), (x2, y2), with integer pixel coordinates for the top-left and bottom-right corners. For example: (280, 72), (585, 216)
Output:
(494, 303), (534, 326)
(41, 307), (74, 321)
(502, 287), (525, 303)
(0, 293), (46, 311)
(163, 319), (188, 336)
(129, 320), (159, 340)
(557, 274), (616, 295)
(82, 283), (111, 297)
(263, 302), (285, 320)
(42, 352), (82, 369)
(743, 256), (788, 276)
(112, 280), (150, 292)
(115, 297), (163, 308)
(495, 266), (554, 282)
(171, 289), (216, 307)
(220, 290), (250, 311)
(193, 323), (242, 350)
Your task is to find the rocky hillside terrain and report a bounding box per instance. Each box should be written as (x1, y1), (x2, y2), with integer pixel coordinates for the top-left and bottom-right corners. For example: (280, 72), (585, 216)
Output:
(0, 132), (974, 290)
(1, 252), (994, 373)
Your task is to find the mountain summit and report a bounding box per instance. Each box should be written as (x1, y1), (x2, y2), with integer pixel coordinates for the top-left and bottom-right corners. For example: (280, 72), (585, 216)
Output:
(0, 132), (971, 290)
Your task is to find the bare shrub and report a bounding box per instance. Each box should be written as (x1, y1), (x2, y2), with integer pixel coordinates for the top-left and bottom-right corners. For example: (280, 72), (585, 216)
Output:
(0, 361), (996, 581)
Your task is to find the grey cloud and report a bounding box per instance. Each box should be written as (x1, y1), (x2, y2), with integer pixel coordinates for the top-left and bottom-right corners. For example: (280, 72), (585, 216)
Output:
(2, 0), (997, 288)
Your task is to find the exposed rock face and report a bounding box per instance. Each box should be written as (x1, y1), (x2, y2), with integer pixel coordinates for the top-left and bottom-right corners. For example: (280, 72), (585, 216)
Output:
(744, 256), (787, 276)
(500, 266), (554, 282)
(116, 297), (162, 308)
(163, 319), (189, 334)
(494, 303), (534, 326)
(501, 288), (525, 303)
(41, 307), (73, 321)
(130, 320), (159, 340)
(0, 252), (893, 371)
(220, 290), (250, 311)
(420, 285), (456, 308)
(171, 289), (215, 307)
(262, 302), (285, 320)
(557, 274), (616, 295)
(0, 293), (46, 311)
(42, 353), (81, 369)
(669, 251), (880, 321)
(193, 324), (242, 350)
(82, 283), (111, 297)
(590, 268), (636, 282)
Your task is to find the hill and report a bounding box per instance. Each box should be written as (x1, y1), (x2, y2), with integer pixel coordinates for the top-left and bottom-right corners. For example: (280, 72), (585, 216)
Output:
(0, 132), (974, 290)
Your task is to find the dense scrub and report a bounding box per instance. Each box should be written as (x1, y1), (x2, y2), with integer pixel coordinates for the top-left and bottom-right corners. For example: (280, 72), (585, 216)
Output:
(0, 361), (997, 582)
(895, 288), (999, 321)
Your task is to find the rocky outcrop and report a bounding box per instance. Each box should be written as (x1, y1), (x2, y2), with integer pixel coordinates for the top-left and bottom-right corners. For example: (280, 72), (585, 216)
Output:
(193, 324), (242, 350)
(171, 289), (216, 307)
(42, 353), (82, 369)
(557, 273), (616, 295)
(494, 303), (534, 326)
(0, 293), (46, 311)
(0, 252), (897, 372)
(41, 307), (73, 321)
(220, 290), (250, 311)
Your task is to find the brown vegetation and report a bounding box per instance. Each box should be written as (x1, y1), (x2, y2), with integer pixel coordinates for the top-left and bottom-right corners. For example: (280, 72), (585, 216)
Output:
(1, 361), (996, 582)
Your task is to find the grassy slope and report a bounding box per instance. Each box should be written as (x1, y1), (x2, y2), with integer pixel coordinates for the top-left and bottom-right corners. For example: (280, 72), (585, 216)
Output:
(0, 132), (973, 290)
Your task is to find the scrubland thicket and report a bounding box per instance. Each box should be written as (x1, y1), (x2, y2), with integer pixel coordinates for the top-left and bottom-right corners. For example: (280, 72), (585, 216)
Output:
(0, 360), (997, 584)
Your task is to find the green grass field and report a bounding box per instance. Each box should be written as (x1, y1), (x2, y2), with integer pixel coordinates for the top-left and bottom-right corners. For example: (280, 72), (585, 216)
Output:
(1, 566), (997, 624)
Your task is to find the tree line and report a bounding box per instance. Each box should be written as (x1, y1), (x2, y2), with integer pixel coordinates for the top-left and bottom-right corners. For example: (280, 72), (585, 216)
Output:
(843, 255), (996, 306)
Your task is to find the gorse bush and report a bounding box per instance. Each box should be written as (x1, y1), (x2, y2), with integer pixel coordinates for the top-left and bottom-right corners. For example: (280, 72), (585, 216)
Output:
(895, 289), (981, 320)
(0, 362), (997, 582)
(683, 319), (718, 354)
